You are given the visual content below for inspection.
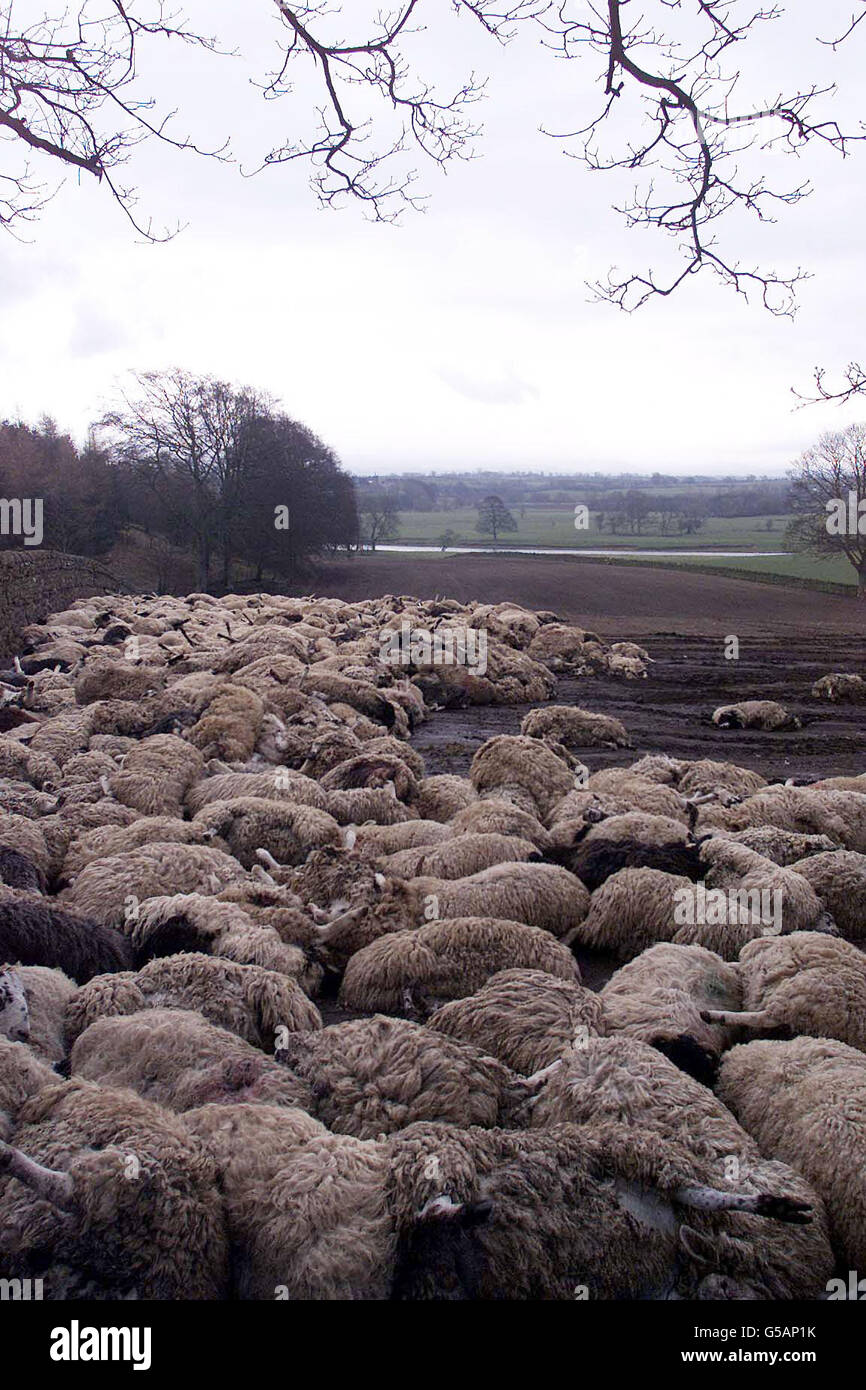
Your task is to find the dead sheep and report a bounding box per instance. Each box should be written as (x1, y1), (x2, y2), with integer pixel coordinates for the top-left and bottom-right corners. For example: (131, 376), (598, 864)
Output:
(349, 821), (452, 856)
(811, 672), (866, 703)
(410, 862), (591, 941)
(0, 836), (47, 894)
(0, 965), (30, 1044)
(339, 916), (580, 1014)
(702, 932), (866, 1053)
(192, 797), (343, 868)
(447, 799), (552, 850)
(414, 775), (477, 822)
(428, 968), (605, 1076)
(520, 705), (630, 751)
(320, 752), (419, 802)
(0, 738), (61, 790)
(378, 832), (542, 882)
(581, 772), (693, 825)
(64, 953), (322, 1051)
(0, 1077), (230, 1298)
(5, 964), (77, 1063)
(126, 893), (322, 993)
(276, 1014), (540, 1137)
(528, 1035), (831, 1300)
(551, 811), (705, 890)
(62, 843), (245, 928)
(59, 815), (228, 882)
(26, 707), (96, 770)
(470, 735), (574, 820)
(697, 786), (866, 854)
(298, 669), (398, 729)
(70, 1008), (312, 1114)
(74, 659), (165, 705)
(677, 759), (767, 802)
(715, 826), (836, 867)
(326, 786), (416, 826)
(0, 1035), (59, 1140)
(188, 684), (266, 763)
(599, 943), (745, 1084)
(717, 1036), (866, 1273)
(109, 734), (205, 816)
(298, 728), (364, 779)
(789, 849), (866, 941)
(0, 778), (58, 818)
(563, 867), (694, 959)
(0, 896), (133, 983)
(185, 769), (330, 816)
(698, 837), (831, 938)
(711, 700), (801, 731)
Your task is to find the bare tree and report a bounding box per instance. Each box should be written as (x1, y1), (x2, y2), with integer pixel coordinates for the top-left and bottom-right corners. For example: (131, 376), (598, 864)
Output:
(2, 1), (863, 314)
(0, 2), (226, 238)
(476, 494), (517, 541)
(786, 423), (866, 595)
(361, 490), (400, 550)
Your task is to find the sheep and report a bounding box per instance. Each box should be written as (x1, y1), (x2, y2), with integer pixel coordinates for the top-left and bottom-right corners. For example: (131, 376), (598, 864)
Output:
(717, 1036), (866, 1272)
(0, 843), (46, 894)
(62, 843), (245, 928)
(428, 968), (605, 1076)
(187, 684), (266, 763)
(520, 705), (630, 751)
(377, 832), (542, 882)
(298, 728), (364, 779)
(74, 658), (165, 705)
(677, 759), (767, 801)
(0, 1035), (58, 1140)
(599, 943), (745, 1083)
(320, 752), (419, 802)
(528, 1035), (831, 1300)
(409, 862), (591, 941)
(446, 799), (552, 850)
(697, 785), (866, 854)
(711, 700), (800, 731)
(185, 769), (330, 815)
(0, 896), (133, 983)
(0, 777), (57, 818)
(9, 965), (77, 1063)
(349, 820), (452, 856)
(126, 894), (322, 993)
(564, 867), (694, 959)
(109, 733), (205, 816)
(192, 797), (343, 868)
(715, 826), (836, 867)
(59, 815), (228, 882)
(413, 775), (477, 823)
(0, 1077), (230, 1299)
(64, 952), (322, 1051)
(276, 1015), (539, 1138)
(0, 965), (29, 1043)
(0, 737), (60, 789)
(698, 837), (831, 938)
(811, 672), (866, 703)
(325, 786), (416, 826)
(298, 669), (398, 729)
(581, 771), (693, 825)
(788, 849), (866, 941)
(70, 1009), (313, 1114)
(551, 811), (705, 890)
(470, 735), (573, 820)
(338, 917), (580, 1014)
(701, 932), (866, 1053)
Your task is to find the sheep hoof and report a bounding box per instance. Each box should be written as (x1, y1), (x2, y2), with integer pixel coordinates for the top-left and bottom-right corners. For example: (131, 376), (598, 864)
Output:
(754, 1195), (812, 1226)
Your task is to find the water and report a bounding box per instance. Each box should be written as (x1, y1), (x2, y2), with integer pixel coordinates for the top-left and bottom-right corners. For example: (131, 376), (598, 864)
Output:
(374, 544), (790, 559)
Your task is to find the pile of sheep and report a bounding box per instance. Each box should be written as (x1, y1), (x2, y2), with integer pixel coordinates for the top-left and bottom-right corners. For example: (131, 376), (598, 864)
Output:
(0, 589), (865, 1301)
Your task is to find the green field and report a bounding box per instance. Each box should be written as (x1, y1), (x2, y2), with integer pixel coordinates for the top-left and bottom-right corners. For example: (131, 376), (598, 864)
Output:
(650, 551), (857, 588)
(392, 508), (793, 552)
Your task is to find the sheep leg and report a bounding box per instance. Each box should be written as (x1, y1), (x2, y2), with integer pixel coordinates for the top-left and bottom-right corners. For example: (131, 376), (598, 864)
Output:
(255, 847), (281, 871)
(0, 1141), (75, 1210)
(700, 1008), (772, 1030)
(674, 1184), (811, 1225)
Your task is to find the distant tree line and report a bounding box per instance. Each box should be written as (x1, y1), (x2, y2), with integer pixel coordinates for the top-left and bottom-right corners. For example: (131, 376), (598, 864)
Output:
(0, 372), (359, 590)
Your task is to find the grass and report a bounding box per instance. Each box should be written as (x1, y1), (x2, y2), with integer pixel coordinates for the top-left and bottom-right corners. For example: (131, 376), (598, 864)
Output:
(392, 508), (792, 551)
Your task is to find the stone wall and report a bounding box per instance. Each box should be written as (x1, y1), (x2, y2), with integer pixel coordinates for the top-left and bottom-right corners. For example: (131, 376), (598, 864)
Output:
(0, 550), (129, 658)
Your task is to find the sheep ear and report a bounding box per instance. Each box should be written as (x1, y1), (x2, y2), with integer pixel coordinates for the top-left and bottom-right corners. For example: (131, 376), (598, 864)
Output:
(0, 1141), (75, 1210)
(343, 826), (357, 850)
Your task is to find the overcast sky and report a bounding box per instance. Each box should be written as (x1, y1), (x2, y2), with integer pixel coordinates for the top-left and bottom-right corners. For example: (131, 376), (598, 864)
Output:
(2, 1), (866, 476)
